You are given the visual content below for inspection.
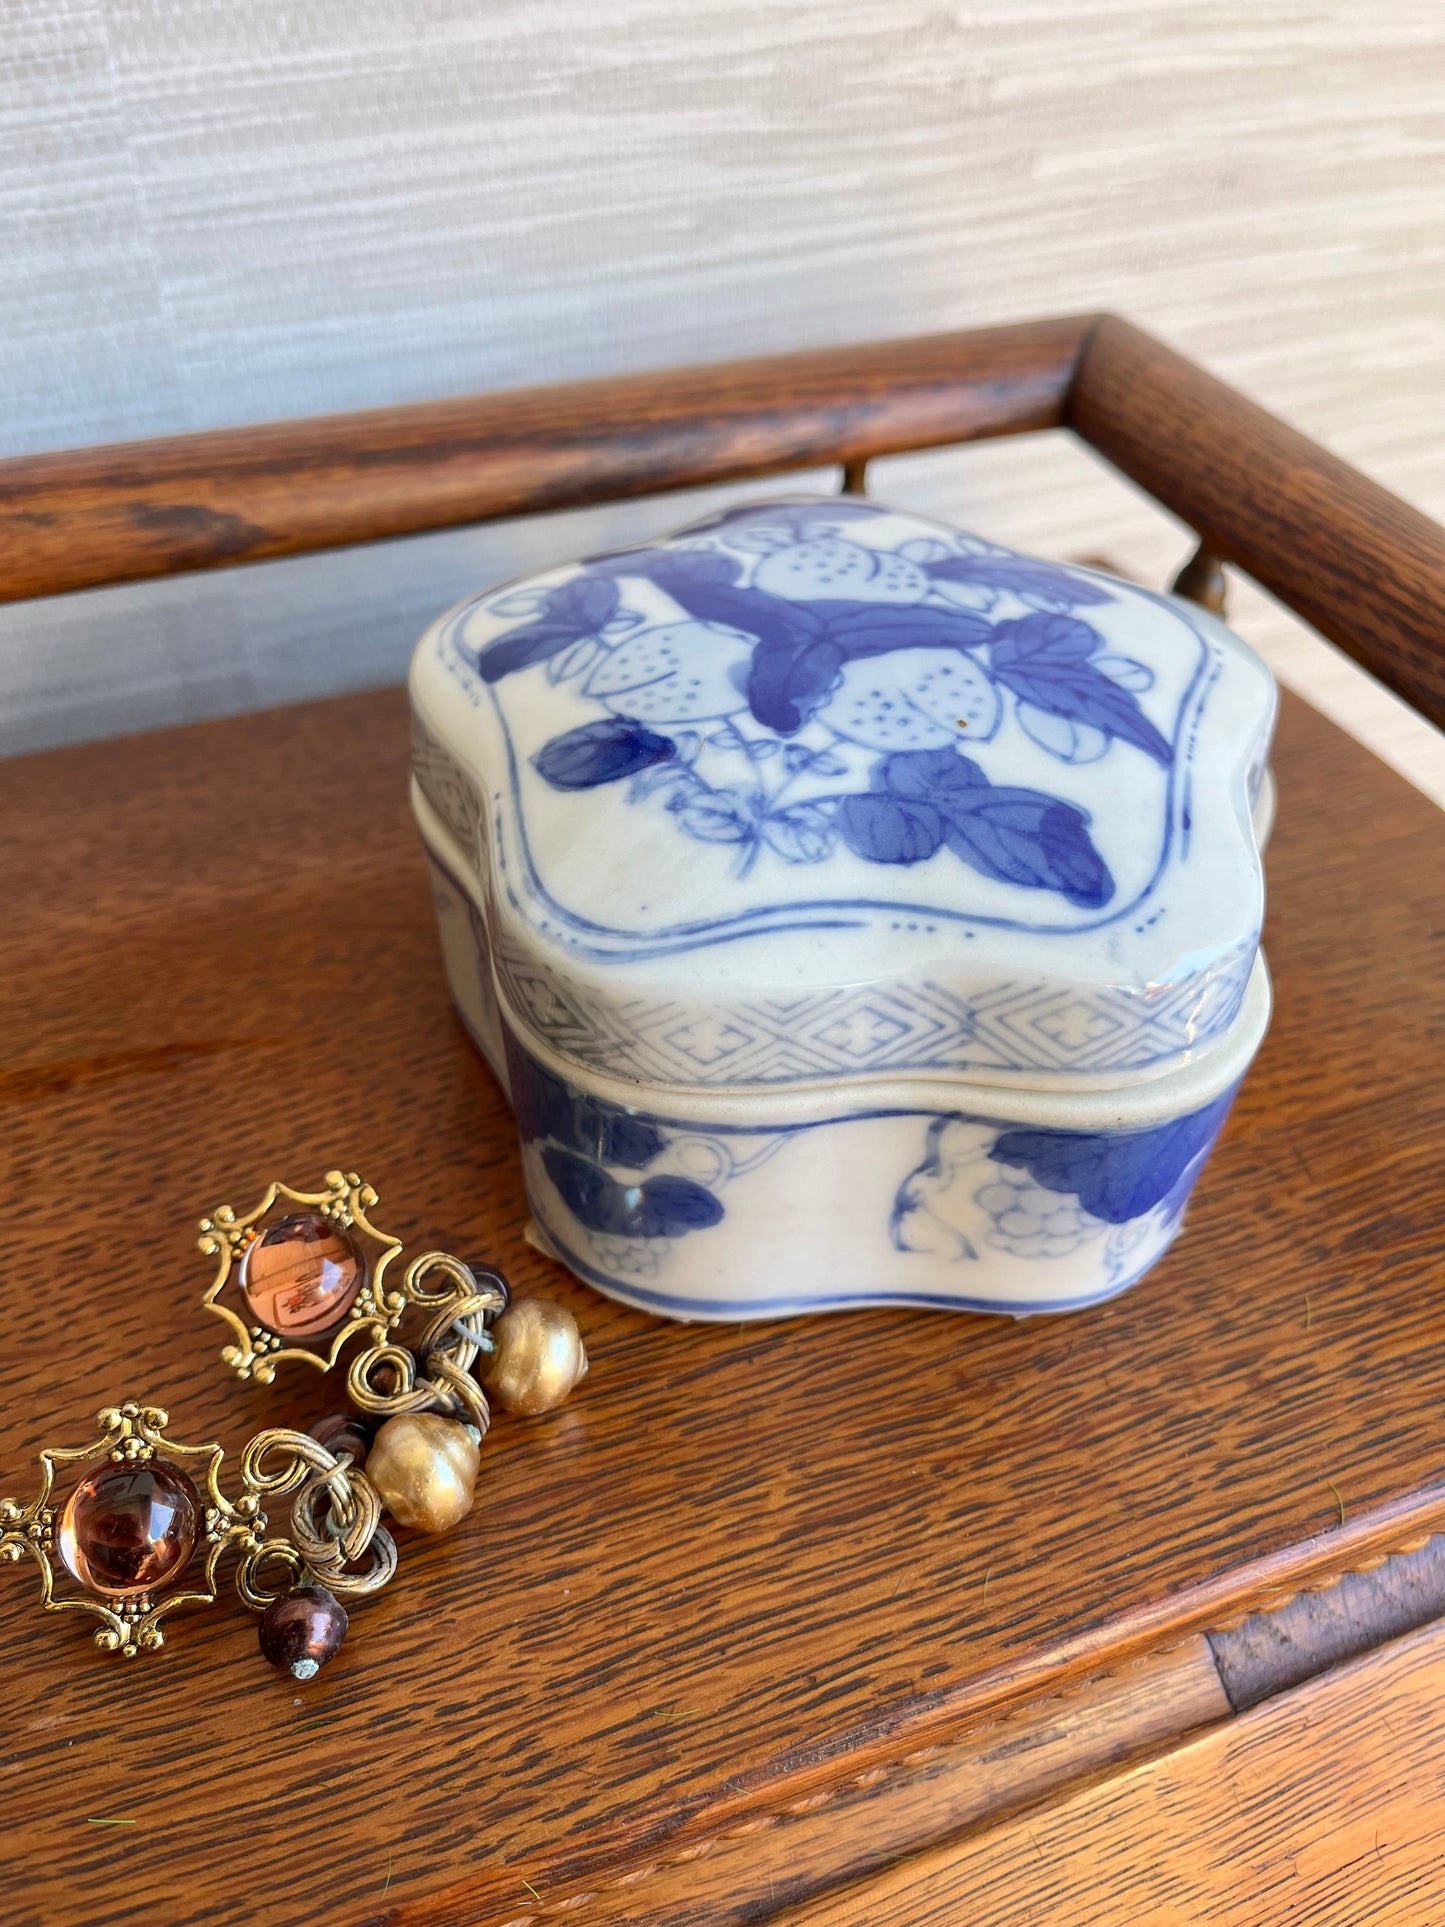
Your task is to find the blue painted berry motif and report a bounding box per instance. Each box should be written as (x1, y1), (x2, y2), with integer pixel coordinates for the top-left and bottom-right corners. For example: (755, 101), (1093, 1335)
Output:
(974, 1173), (1106, 1257)
(464, 501), (1176, 905)
(890, 1089), (1235, 1265)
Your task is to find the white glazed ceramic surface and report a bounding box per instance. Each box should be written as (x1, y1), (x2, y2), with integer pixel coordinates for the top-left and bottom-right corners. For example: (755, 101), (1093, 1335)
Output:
(410, 496), (1277, 1320)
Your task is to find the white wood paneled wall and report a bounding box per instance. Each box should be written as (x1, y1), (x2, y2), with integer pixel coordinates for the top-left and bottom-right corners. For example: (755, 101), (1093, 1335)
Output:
(2, 0), (1444, 795)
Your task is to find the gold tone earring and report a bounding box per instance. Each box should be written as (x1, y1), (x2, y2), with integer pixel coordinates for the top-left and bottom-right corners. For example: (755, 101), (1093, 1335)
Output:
(1, 1401), (392, 1674)
(196, 1167), (588, 1421)
(198, 1169), (403, 1384)
(1, 1167), (589, 1678)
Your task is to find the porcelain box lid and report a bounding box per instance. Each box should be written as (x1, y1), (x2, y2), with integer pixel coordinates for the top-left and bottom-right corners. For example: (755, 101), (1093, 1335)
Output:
(410, 496), (1275, 1095)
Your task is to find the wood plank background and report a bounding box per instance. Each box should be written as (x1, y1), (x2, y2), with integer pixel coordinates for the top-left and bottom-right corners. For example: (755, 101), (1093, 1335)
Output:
(3, 2), (1445, 765)
(789, 1619), (1445, 1926)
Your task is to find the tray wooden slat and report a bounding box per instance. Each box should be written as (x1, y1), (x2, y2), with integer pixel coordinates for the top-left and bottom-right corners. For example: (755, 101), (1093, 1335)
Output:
(790, 1619), (1445, 1927)
(5, 313), (1442, 739)
(1070, 316), (1445, 734)
(0, 318), (1092, 604)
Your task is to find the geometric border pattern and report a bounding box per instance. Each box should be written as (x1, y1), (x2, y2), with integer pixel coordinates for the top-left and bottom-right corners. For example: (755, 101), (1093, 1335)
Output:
(413, 709), (486, 866)
(489, 924), (1255, 1087)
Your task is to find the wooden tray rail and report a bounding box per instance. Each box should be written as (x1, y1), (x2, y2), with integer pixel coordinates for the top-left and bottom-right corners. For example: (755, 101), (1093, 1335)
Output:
(2, 313), (1443, 729)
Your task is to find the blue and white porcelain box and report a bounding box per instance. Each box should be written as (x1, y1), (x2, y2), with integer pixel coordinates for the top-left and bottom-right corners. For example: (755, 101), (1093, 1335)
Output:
(410, 496), (1275, 1321)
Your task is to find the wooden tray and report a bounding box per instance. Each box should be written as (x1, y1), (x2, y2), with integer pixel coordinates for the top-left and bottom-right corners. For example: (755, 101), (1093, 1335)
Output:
(1, 317), (1444, 1926)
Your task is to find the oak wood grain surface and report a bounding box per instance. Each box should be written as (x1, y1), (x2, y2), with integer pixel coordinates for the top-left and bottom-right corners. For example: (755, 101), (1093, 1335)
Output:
(1, 682), (1444, 1927)
(423, 1637), (1232, 1927)
(790, 1615), (1445, 1926)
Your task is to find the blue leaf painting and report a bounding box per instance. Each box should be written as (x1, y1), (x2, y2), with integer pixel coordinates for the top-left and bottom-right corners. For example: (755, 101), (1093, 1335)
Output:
(759, 799), (836, 863)
(534, 718), (676, 789)
(992, 1088), (1237, 1224)
(874, 748), (989, 798)
(989, 613), (1098, 665)
(988, 615), (1172, 765)
(635, 1173), (728, 1235)
(836, 791), (945, 864)
(474, 575), (620, 681)
(507, 1035), (725, 1240)
(746, 633), (845, 733)
(542, 1147), (725, 1238)
(937, 791), (1113, 908)
(927, 556), (1118, 607)
(540, 1147), (628, 1233)
(823, 600), (995, 659)
(862, 749), (1115, 906)
(673, 790), (758, 843)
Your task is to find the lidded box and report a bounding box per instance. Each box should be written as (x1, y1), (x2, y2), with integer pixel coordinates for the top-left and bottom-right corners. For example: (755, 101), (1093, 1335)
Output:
(410, 496), (1275, 1320)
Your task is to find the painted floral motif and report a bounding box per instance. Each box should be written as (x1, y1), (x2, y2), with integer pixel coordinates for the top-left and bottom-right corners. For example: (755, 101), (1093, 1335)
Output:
(465, 501), (1171, 906)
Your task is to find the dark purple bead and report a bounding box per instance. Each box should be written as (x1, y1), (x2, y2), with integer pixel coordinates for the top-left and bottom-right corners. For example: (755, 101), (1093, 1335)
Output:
(308, 1411), (374, 1469)
(258, 1585), (349, 1680)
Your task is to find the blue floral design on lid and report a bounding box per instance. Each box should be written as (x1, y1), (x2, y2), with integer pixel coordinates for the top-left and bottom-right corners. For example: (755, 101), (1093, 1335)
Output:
(467, 500), (1173, 905)
(417, 493), (1274, 1089)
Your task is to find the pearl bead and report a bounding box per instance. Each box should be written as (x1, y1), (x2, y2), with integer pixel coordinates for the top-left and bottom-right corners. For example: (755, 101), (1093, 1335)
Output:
(482, 1298), (588, 1416)
(258, 1585), (349, 1680)
(367, 1414), (479, 1533)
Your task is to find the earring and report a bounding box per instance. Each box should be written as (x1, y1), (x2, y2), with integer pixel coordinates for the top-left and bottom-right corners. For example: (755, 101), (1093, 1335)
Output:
(196, 1168), (588, 1418)
(1, 1400), (391, 1676)
(1, 1169), (590, 1678)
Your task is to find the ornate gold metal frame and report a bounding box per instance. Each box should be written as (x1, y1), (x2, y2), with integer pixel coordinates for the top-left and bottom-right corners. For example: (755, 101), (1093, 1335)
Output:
(0, 1403), (396, 1660)
(200, 1168), (508, 1422)
(0, 1402), (265, 1658)
(199, 1168), (404, 1381)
